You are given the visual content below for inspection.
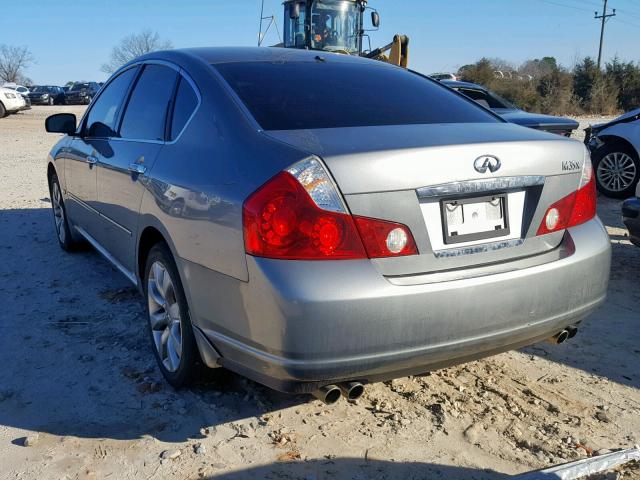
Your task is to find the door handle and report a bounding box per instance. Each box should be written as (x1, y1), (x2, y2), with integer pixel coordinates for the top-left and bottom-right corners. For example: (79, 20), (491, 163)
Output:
(86, 155), (98, 165)
(128, 163), (147, 175)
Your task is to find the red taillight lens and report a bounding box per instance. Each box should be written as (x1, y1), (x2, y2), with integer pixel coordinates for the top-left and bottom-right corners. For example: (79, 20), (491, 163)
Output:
(243, 172), (368, 260)
(354, 216), (418, 258)
(537, 175), (596, 235)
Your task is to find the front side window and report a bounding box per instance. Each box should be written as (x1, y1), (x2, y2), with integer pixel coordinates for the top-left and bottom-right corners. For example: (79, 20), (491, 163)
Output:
(120, 64), (178, 141)
(216, 61), (499, 131)
(84, 67), (137, 138)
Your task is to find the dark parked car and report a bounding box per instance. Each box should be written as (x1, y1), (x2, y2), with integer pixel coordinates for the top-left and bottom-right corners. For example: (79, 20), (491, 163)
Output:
(28, 85), (66, 105)
(65, 82), (100, 105)
(44, 48), (609, 402)
(441, 80), (579, 137)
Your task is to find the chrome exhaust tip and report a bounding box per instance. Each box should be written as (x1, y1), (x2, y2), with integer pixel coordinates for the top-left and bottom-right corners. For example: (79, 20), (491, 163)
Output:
(312, 384), (341, 405)
(547, 329), (570, 344)
(339, 382), (365, 401)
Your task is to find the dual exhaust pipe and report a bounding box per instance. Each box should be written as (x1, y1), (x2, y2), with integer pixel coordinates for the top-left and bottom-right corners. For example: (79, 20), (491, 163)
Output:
(312, 381), (365, 404)
(314, 326), (580, 404)
(547, 325), (578, 344)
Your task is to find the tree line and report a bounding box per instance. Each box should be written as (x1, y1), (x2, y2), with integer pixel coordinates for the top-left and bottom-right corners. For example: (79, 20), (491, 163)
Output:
(458, 56), (640, 116)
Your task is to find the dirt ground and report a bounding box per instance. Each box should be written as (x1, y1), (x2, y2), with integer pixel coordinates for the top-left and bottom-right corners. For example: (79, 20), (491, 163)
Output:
(0, 106), (638, 480)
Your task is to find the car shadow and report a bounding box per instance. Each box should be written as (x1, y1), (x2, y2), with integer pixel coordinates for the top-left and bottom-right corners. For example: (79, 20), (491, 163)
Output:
(0, 204), (637, 447)
(201, 458), (511, 480)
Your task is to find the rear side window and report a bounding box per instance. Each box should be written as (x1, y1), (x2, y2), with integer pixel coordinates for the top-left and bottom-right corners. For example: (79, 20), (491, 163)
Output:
(85, 67), (137, 137)
(120, 64), (178, 141)
(216, 61), (499, 130)
(170, 76), (198, 140)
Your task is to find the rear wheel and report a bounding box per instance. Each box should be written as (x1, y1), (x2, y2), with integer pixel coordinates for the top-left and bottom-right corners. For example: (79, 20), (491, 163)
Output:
(593, 143), (639, 198)
(144, 243), (204, 388)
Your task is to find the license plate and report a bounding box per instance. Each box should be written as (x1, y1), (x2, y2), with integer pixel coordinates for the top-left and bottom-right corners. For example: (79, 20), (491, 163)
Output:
(441, 194), (509, 244)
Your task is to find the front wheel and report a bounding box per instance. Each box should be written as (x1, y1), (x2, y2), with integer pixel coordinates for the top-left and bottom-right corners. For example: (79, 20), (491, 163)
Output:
(0, 102), (6, 118)
(144, 243), (205, 388)
(593, 143), (640, 199)
(48, 96), (54, 106)
(50, 174), (82, 251)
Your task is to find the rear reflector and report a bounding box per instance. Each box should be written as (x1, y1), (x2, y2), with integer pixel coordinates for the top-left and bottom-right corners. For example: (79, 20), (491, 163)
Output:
(354, 216), (417, 258)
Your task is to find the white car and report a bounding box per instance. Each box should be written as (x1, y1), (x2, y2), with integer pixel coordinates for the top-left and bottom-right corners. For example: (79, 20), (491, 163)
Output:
(585, 108), (640, 198)
(0, 86), (26, 117)
(2, 83), (30, 97)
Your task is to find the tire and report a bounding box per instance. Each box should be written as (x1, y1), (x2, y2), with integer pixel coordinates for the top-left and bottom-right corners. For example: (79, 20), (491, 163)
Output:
(50, 173), (82, 251)
(0, 101), (6, 118)
(592, 143), (640, 199)
(48, 96), (54, 106)
(144, 242), (204, 388)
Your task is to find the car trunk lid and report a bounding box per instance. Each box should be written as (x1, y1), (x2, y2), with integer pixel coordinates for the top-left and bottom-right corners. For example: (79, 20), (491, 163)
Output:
(263, 122), (587, 278)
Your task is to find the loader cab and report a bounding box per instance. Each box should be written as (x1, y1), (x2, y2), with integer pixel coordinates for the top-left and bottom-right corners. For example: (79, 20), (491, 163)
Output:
(283, 0), (370, 55)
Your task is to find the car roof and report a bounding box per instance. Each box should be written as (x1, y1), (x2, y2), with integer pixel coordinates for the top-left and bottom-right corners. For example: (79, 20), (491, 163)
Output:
(440, 79), (488, 91)
(136, 46), (387, 67)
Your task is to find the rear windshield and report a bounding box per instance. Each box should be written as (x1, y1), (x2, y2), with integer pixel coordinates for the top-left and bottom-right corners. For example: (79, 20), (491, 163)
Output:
(215, 61), (499, 130)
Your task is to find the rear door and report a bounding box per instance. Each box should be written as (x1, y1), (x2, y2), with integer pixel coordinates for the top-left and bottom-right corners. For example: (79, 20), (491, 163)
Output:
(95, 62), (179, 271)
(65, 67), (137, 237)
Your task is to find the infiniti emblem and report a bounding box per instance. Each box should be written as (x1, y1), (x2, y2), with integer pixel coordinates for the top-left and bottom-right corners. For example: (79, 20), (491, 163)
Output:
(474, 155), (501, 174)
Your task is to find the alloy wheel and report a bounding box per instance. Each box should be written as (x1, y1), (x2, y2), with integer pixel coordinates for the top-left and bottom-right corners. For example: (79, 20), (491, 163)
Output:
(596, 152), (637, 193)
(147, 261), (183, 372)
(52, 182), (66, 244)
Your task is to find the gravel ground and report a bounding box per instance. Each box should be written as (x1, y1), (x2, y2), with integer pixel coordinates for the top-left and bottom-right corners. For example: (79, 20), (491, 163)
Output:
(0, 107), (639, 480)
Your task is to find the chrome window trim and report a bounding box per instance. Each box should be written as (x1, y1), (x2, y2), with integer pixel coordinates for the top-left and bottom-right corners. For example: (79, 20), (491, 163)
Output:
(416, 176), (545, 199)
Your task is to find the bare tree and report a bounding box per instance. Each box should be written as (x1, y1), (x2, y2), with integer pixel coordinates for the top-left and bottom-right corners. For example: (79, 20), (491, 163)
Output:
(101, 30), (172, 74)
(0, 45), (34, 84)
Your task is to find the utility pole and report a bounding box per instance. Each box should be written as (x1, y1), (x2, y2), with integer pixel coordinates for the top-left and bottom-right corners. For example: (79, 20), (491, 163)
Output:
(594, 0), (616, 70)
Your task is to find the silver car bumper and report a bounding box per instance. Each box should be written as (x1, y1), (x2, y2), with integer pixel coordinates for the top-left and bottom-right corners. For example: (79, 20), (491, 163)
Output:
(193, 218), (610, 393)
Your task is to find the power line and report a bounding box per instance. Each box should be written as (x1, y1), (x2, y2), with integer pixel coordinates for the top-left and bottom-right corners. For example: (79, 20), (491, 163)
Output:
(534, 0), (595, 12)
(595, 0), (616, 69)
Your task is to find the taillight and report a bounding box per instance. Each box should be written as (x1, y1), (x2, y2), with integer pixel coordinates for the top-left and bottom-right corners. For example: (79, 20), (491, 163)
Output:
(537, 154), (597, 235)
(243, 157), (418, 260)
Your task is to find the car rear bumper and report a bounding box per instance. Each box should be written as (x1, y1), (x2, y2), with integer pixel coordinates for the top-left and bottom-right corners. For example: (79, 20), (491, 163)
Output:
(622, 197), (640, 246)
(194, 218), (611, 393)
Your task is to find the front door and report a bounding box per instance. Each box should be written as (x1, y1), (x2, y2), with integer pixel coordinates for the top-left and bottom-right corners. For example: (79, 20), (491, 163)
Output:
(73, 66), (139, 245)
(64, 137), (98, 234)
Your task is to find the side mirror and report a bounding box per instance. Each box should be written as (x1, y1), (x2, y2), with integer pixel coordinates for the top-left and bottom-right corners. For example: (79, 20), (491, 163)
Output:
(290, 2), (300, 19)
(371, 11), (380, 28)
(45, 113), (77, 135)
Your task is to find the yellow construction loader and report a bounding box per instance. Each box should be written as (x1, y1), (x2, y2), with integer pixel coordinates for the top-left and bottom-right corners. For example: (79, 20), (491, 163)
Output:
(278, 0), (409, 67)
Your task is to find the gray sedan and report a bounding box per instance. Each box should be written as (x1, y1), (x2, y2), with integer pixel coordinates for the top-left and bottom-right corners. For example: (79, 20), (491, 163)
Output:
(45, 47), (610, 403)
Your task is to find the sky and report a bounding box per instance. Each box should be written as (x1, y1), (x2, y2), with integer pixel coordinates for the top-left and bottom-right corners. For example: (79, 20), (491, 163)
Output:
(2, 0), (640, 85)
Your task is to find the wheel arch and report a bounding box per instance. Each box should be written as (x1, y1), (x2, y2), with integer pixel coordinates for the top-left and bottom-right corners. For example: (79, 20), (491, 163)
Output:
(597, 135), (640, 160)
(136, 216), (183, 289)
